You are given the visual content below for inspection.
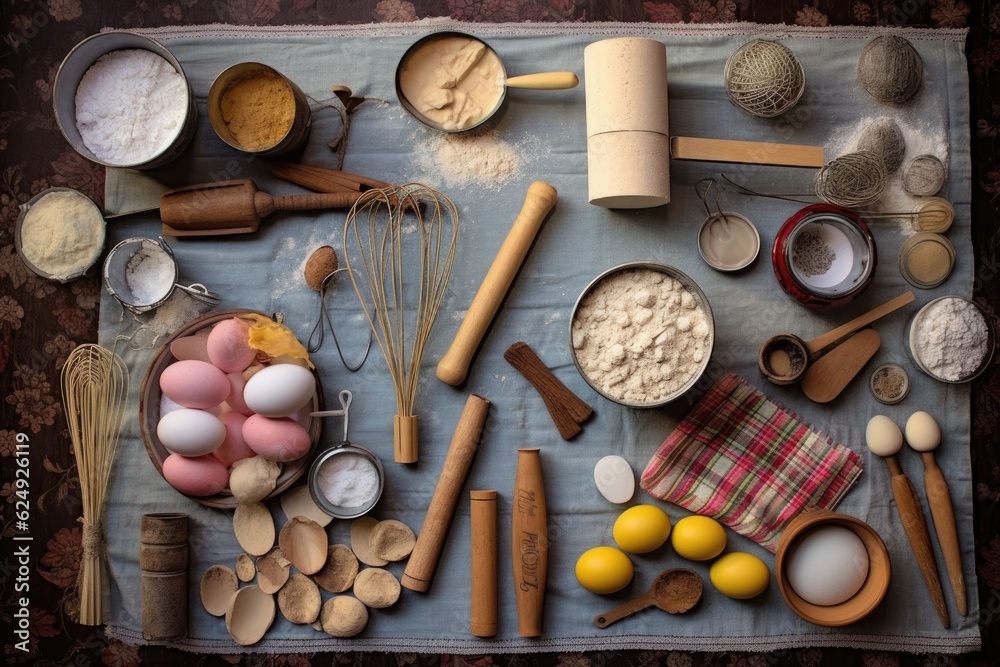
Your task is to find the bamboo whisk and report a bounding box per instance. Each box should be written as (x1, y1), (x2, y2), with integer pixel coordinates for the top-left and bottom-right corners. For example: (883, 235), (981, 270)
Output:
(60, 343), (129, 625)
(344, 183), (458, 464)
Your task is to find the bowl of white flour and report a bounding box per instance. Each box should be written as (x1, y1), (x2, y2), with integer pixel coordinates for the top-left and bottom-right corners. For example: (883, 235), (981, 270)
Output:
(53, 31), (196, 169)
(570, 262), (715, 407)
(907, 296), (995, 383)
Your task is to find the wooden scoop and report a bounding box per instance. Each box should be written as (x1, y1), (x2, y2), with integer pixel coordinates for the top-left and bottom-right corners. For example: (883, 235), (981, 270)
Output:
(160, 179), (363, 237)
(801, 328), (881, 403)
(593, 568), (703, 628)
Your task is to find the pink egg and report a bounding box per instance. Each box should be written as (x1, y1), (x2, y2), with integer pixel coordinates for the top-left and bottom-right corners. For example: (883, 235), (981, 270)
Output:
(161, 453), (229, 496)
(213, 411), (255, 467)
(242, 414), (312, 462)
(206, 318), (256, 373)
(226, 372), (254, 416)
(159, 359), (229, 410)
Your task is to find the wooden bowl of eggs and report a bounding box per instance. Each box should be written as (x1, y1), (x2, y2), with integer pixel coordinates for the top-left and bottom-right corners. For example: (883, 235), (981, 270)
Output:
(139, 309), (324, 508)
(775, 508), (890, 626)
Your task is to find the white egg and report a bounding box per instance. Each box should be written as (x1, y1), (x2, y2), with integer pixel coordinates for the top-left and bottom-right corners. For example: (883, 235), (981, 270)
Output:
(785, 525), (869, 606)
(594, 455), (635, 504)
(157, 408), (227, 457)
(243, 363), (316, 418)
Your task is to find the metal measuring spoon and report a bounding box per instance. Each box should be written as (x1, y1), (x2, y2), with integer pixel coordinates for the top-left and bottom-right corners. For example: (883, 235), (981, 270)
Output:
(593, 568), (703, 628)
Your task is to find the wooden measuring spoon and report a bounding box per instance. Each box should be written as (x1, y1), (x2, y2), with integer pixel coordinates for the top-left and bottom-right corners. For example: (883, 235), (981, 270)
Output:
(800, 328), (880, 403)
(866, 415), (950, 629)
(593, 568), (703, 629)
(759, 291), (914, 384)
(905, 411), (967, 617)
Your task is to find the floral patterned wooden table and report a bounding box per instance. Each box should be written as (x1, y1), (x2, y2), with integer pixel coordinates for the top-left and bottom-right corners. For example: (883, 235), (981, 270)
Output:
(2, 1), (998, 666)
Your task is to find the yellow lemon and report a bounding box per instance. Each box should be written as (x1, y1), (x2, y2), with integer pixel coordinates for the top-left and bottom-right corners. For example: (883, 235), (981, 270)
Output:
(709, 552), (770, 599)
(671, 515), (727, 561)
(612, 504), (672, 554)
(575, 546), (634, 594)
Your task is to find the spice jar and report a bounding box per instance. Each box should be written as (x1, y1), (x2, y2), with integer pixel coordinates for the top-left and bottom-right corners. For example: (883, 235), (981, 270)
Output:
(140, 513), (188, 640)
(869, 363), (909, 405)
(772, 204), (877, 309)
(898, 232), (955, 289)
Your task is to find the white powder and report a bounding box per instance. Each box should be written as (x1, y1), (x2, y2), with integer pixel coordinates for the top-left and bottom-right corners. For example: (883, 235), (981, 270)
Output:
(414, 128), (539, 190)
(912, 297), (990, 381)
(125, 242), (175, 306)
(18, 190), (104, 280)
(572, 269), (711, 404)
(75, 49), (188, 165)
(827, 115), (949, 233)
(318, 453), (379, 508)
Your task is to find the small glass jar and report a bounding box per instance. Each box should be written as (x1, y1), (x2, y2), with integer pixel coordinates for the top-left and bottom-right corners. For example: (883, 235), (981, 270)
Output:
(906, 296), (995, 383)
(772, 204), (877, 309)
(898, 232), (955, 289)
(869, 363), (910, 405)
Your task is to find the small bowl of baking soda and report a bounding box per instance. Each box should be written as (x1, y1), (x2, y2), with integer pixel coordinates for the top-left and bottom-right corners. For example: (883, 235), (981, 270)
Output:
(907, 296), (995, 384)
(570, 262), (715, 408)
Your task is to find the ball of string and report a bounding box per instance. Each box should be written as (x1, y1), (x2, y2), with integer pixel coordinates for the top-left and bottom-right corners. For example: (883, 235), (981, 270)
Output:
(814, 151), (887, 208)
(724, 40), (805, 118)
(856, 35), (923, 104)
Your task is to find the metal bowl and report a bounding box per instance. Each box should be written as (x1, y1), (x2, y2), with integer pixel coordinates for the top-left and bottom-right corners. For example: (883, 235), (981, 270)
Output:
(14, 187), (105, 282)
(139, 308), (324, 509)
(569, 262), (715, 408)
(53, 31), (197, 169)
(906, 296), (996, 384)
(307, 442), (385, 519)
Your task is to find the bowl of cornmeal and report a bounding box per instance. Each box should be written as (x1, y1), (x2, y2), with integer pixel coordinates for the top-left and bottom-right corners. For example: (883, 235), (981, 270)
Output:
(570, 262), (715, 408)
(15, 188), (106, 283)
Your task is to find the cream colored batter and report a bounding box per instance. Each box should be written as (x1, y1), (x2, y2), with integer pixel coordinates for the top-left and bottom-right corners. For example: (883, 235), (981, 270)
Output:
(400, 35), (505, 130)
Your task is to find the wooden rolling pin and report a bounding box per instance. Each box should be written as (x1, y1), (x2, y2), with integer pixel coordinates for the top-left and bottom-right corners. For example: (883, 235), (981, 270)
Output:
(401, 395), (490, 592)
(470, 489), (498, 637)
(436, 182), (558, 386)
(512, 448), (547, 637)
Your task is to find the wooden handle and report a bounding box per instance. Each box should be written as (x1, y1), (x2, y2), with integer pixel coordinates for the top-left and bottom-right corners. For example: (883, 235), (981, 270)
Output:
(886, 456), (950, 628)
(669, 136), (825, 168)
(512, 448), (547, 637)
(922, 453), (967, 616)
(593, 591), (656, 629)
(470, 489), (498, 637)
(401, 395), (490, 592)
(393, 414), (419, 464)
(263, 190), (364, 213)
(506, 72), (579, 90)
(271, 162), (393, 193)
(504, 341), (593, 439)
(806, 291), (915, 355)
(436, 182), (557, 386)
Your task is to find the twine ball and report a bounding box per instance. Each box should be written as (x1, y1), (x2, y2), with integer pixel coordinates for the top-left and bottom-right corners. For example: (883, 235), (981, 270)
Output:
(814, 151), (888, 209)
(902, 154), (946, 196)
(856, 35), (923, 104)
(857, 118), (906, 174)
(724, 40), (805, 118)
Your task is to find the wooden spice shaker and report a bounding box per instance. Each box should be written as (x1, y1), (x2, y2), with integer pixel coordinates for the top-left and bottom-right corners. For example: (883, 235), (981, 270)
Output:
(470, 490), (498, 637)
(512, 449), (547, 637)
(140, 513), (188, 640)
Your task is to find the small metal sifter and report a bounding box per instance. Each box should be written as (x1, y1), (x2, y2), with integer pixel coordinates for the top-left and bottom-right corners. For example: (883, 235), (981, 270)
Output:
(103, 237), (219, 313)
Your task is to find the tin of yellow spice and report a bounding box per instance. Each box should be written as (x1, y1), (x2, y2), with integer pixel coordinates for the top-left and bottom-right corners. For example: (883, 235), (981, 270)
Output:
(220, 70), (295, 151)
(898, 232), (955, 289)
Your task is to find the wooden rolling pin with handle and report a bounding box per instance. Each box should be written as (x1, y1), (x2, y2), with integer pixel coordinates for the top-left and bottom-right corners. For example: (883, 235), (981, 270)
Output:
(401, 394), (490, 593)
(436, 182), (558, 386)
(512, 448), (547, 637)
(160, 179), (363, 236)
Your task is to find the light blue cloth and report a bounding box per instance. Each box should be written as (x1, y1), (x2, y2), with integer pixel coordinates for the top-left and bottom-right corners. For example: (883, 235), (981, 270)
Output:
(100, 21), (978, 654)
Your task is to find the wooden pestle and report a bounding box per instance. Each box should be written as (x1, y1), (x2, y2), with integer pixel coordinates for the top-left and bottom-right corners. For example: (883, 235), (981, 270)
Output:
(401, 395), (490, 592)
(436, 182), (558, 386)
(512, 448), (547, 637)
(906, 411), (967, 617)
(470, 490), (498, 637)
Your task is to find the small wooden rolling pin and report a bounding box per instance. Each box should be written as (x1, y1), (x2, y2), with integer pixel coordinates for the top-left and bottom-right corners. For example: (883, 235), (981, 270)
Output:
(512, 448), (547, 637)
(470, 489), (498, 637)
(436, 182), (558, 386)
(401, 395), (490, 592)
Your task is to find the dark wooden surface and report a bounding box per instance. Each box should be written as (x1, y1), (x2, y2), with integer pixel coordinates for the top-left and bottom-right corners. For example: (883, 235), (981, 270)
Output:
(2, 1), (998, 665)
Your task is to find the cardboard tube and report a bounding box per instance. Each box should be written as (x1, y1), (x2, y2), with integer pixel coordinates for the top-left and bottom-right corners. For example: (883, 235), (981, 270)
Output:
(470, 489), (498, 637)
(436, 182), (557, 386)
(402, 394), (491, 592)
(512, 448), (547, 637)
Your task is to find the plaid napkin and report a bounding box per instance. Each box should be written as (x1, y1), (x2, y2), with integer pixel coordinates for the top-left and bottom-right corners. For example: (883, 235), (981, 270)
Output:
(640, 372), (863, 552)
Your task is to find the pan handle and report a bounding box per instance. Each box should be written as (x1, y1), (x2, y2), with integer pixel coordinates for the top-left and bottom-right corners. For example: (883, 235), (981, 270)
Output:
(505, 72), (578, 90)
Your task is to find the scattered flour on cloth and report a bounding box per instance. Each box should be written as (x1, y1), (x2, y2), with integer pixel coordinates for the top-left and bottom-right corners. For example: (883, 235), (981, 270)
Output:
(411, 127), (544, 191)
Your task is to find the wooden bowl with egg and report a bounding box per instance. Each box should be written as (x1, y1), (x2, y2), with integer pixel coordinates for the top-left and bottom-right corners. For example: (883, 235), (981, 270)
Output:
(775, 508), (890, 626)
(139, 309), (324, 509)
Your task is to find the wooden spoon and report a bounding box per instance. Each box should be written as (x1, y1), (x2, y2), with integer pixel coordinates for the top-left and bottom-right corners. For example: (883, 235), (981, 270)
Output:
(593, 568), (703, 629)
(800, 328), (881, 403)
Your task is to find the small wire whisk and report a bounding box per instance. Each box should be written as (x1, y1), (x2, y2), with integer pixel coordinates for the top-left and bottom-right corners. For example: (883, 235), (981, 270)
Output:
(343, 183), (458, 464)
(60, 343), (129, 625)
(695, 177), (733, 241)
